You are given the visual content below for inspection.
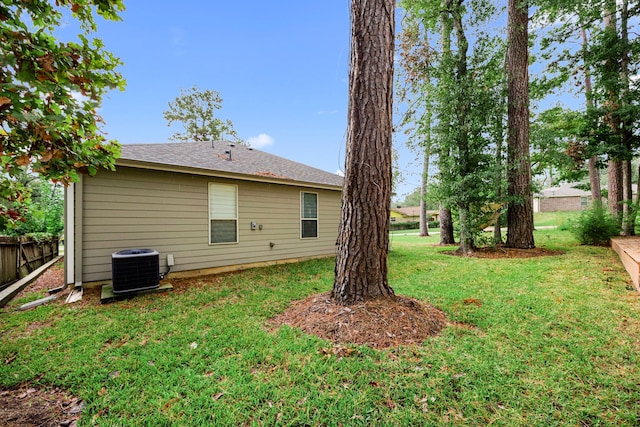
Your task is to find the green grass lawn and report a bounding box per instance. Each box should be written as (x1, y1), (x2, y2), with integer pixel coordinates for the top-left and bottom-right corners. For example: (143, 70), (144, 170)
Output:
(390, 211), (580, 235)
(2, 228), (640, 426)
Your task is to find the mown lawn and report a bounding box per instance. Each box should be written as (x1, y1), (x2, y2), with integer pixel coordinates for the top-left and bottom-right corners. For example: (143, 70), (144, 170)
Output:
(1, 229), (640, 426)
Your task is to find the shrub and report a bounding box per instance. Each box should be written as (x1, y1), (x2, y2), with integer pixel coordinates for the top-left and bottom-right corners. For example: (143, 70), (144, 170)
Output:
(568, 203), (620, 246)
(390, 221), (419, 231)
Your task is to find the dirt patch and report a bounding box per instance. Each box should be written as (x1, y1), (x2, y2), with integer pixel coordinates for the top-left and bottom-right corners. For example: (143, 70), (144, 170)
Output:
(0, 386), (84, 427)
(442, 245), (564, 259)
(268, 292), (448, 348)
(2, 259), (68, 312)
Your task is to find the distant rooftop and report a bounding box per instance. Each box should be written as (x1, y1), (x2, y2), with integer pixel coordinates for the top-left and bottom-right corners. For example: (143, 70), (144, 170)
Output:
(117, 141), (343, 189)
(538, 183), (591, 198)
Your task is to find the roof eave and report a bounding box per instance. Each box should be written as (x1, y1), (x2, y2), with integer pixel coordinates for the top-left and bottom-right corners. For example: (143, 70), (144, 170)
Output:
(116, 159), (343, 191)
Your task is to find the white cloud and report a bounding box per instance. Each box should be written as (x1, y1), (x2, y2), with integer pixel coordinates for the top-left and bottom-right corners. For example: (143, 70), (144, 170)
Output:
(247, 133), (274, 148)
(335, 169), (344, 177)
(318, 110), (338, 115)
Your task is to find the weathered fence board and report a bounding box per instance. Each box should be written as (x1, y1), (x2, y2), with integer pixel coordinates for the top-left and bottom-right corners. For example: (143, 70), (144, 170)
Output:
(0, 236), (59, 290)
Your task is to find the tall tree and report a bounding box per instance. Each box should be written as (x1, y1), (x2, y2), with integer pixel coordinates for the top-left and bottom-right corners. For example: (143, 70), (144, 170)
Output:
(505, 0), (535, 249)
(398, 0), (505, 250)
(163, 86), (242, 143)
(602, 1), (624, 223)
(332, 0), (396, 305)
(581, 27), (603, 205)
(397, 13), (433, 237)
(534, 0), (639, 223)
(0, 0), (125, 221)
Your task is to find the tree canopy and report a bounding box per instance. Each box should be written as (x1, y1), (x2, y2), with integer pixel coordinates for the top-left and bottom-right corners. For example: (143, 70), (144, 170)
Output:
(163, 86), (242, 143)
(0, 0), (125, 222)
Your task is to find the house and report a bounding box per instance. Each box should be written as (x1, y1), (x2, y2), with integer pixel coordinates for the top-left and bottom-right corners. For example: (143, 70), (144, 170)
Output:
(64, 141), (343, 288)
(390, 206), (439, 223)
(533, 183), (591, 212)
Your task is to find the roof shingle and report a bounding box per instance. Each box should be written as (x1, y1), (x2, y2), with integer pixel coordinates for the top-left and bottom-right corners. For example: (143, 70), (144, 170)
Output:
(118, 141), (343, 188)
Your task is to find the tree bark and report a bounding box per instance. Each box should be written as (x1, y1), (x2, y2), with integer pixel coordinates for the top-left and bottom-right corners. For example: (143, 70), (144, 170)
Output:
(608, 160), (623, 222)
(493, 109), (504, 244)
(332, 0), (396, 305)
(419, 140), (430, 237)
(439, 206), (455, 245)
(622, 159), (633, 235)
(505, 0), (535, 249)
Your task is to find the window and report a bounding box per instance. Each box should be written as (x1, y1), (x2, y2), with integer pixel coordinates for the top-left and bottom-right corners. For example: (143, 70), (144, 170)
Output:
(301, 192), (318, 238)
(580, 196), (588, 207)
(209, 183), (238, 244)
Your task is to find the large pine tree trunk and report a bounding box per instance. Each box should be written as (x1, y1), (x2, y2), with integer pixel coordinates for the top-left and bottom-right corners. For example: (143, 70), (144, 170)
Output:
(493, 97), (505, 243)
(439, 206), (455, 245)
(505, 0), (535, 249)
(332, 0), (396, 305)
(608, 160), (623, 222)
(622, 160), (634, 235)
(588, 157), (602, 203)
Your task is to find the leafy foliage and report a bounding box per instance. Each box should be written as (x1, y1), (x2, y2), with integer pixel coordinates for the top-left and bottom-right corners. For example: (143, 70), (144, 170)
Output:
(569, 202), (620, 245)
(397, 0), (507, 252)
(0, 0), (125, 222)
(163, 86), (242, 143)
(0, 172), (64, 236)
(530, 107), (588, 185)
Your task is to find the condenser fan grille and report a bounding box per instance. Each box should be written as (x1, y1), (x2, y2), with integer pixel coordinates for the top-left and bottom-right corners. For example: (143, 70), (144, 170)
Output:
(111, 249), (160, 294)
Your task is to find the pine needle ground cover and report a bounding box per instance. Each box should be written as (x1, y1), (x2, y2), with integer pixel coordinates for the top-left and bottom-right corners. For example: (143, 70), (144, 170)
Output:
(1, 229), (639, 426)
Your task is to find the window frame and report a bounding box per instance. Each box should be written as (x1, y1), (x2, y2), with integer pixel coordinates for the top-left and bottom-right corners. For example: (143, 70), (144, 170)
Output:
(300, 191), (319, 239)
(208, 182), (239, 245)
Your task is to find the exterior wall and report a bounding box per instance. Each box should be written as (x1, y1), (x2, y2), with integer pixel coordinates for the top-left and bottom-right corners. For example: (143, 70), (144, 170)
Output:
(80, 167), (341, 283)
(539, 196), (588, 212)
(390, 211), (418, 223)
(390, 211), (405, 223)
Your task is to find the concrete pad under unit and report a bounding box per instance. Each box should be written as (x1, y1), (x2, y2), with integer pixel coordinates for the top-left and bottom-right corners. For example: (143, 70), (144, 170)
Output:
(611, 237), (640, 293)
(101, 283), (173, 304)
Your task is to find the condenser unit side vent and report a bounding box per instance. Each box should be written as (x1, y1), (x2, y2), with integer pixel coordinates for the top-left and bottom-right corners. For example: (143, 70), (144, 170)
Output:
(111, 249), (160, 294)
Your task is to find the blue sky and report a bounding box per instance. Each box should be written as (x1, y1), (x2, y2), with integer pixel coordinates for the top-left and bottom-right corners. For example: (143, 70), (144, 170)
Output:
(62, 1), (621, 201)
(79, 2), (360, 186)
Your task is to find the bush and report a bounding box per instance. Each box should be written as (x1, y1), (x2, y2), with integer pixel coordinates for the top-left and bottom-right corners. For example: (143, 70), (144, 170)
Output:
(390, 221), (419, 231)
(569, 203), (620, 246)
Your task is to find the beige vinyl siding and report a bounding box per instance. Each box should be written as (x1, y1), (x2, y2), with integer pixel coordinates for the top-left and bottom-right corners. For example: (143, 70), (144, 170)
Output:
(81, 166), (340, 283)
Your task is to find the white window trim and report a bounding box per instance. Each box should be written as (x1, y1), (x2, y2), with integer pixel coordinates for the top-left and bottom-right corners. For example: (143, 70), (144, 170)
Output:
(208, 182), (239, 245)
(300, 191), (319, 239)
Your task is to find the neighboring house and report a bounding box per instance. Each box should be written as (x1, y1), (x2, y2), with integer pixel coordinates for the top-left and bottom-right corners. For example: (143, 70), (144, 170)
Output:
(390, 206), (439, 223)
(534, 183), (591, 212)
(64, 141), (343, 287)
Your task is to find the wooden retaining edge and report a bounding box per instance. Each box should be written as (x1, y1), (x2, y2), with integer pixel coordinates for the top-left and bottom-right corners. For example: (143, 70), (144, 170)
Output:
(611, 238), (640, 293)
(0, 255), (63, 308)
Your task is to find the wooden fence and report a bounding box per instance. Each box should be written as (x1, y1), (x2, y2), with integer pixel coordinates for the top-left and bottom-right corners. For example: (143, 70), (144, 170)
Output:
(0, 236), (59, 290)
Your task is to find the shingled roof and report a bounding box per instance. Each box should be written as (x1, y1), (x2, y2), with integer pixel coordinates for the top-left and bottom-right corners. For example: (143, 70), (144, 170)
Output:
(117, 141), (343, 189)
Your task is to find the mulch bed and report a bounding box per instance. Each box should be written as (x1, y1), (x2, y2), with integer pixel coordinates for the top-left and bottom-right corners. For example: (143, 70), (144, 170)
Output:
(0, 386), (84, 427)
(268, 292), (448, 349)
(442, 245), (564, 259)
